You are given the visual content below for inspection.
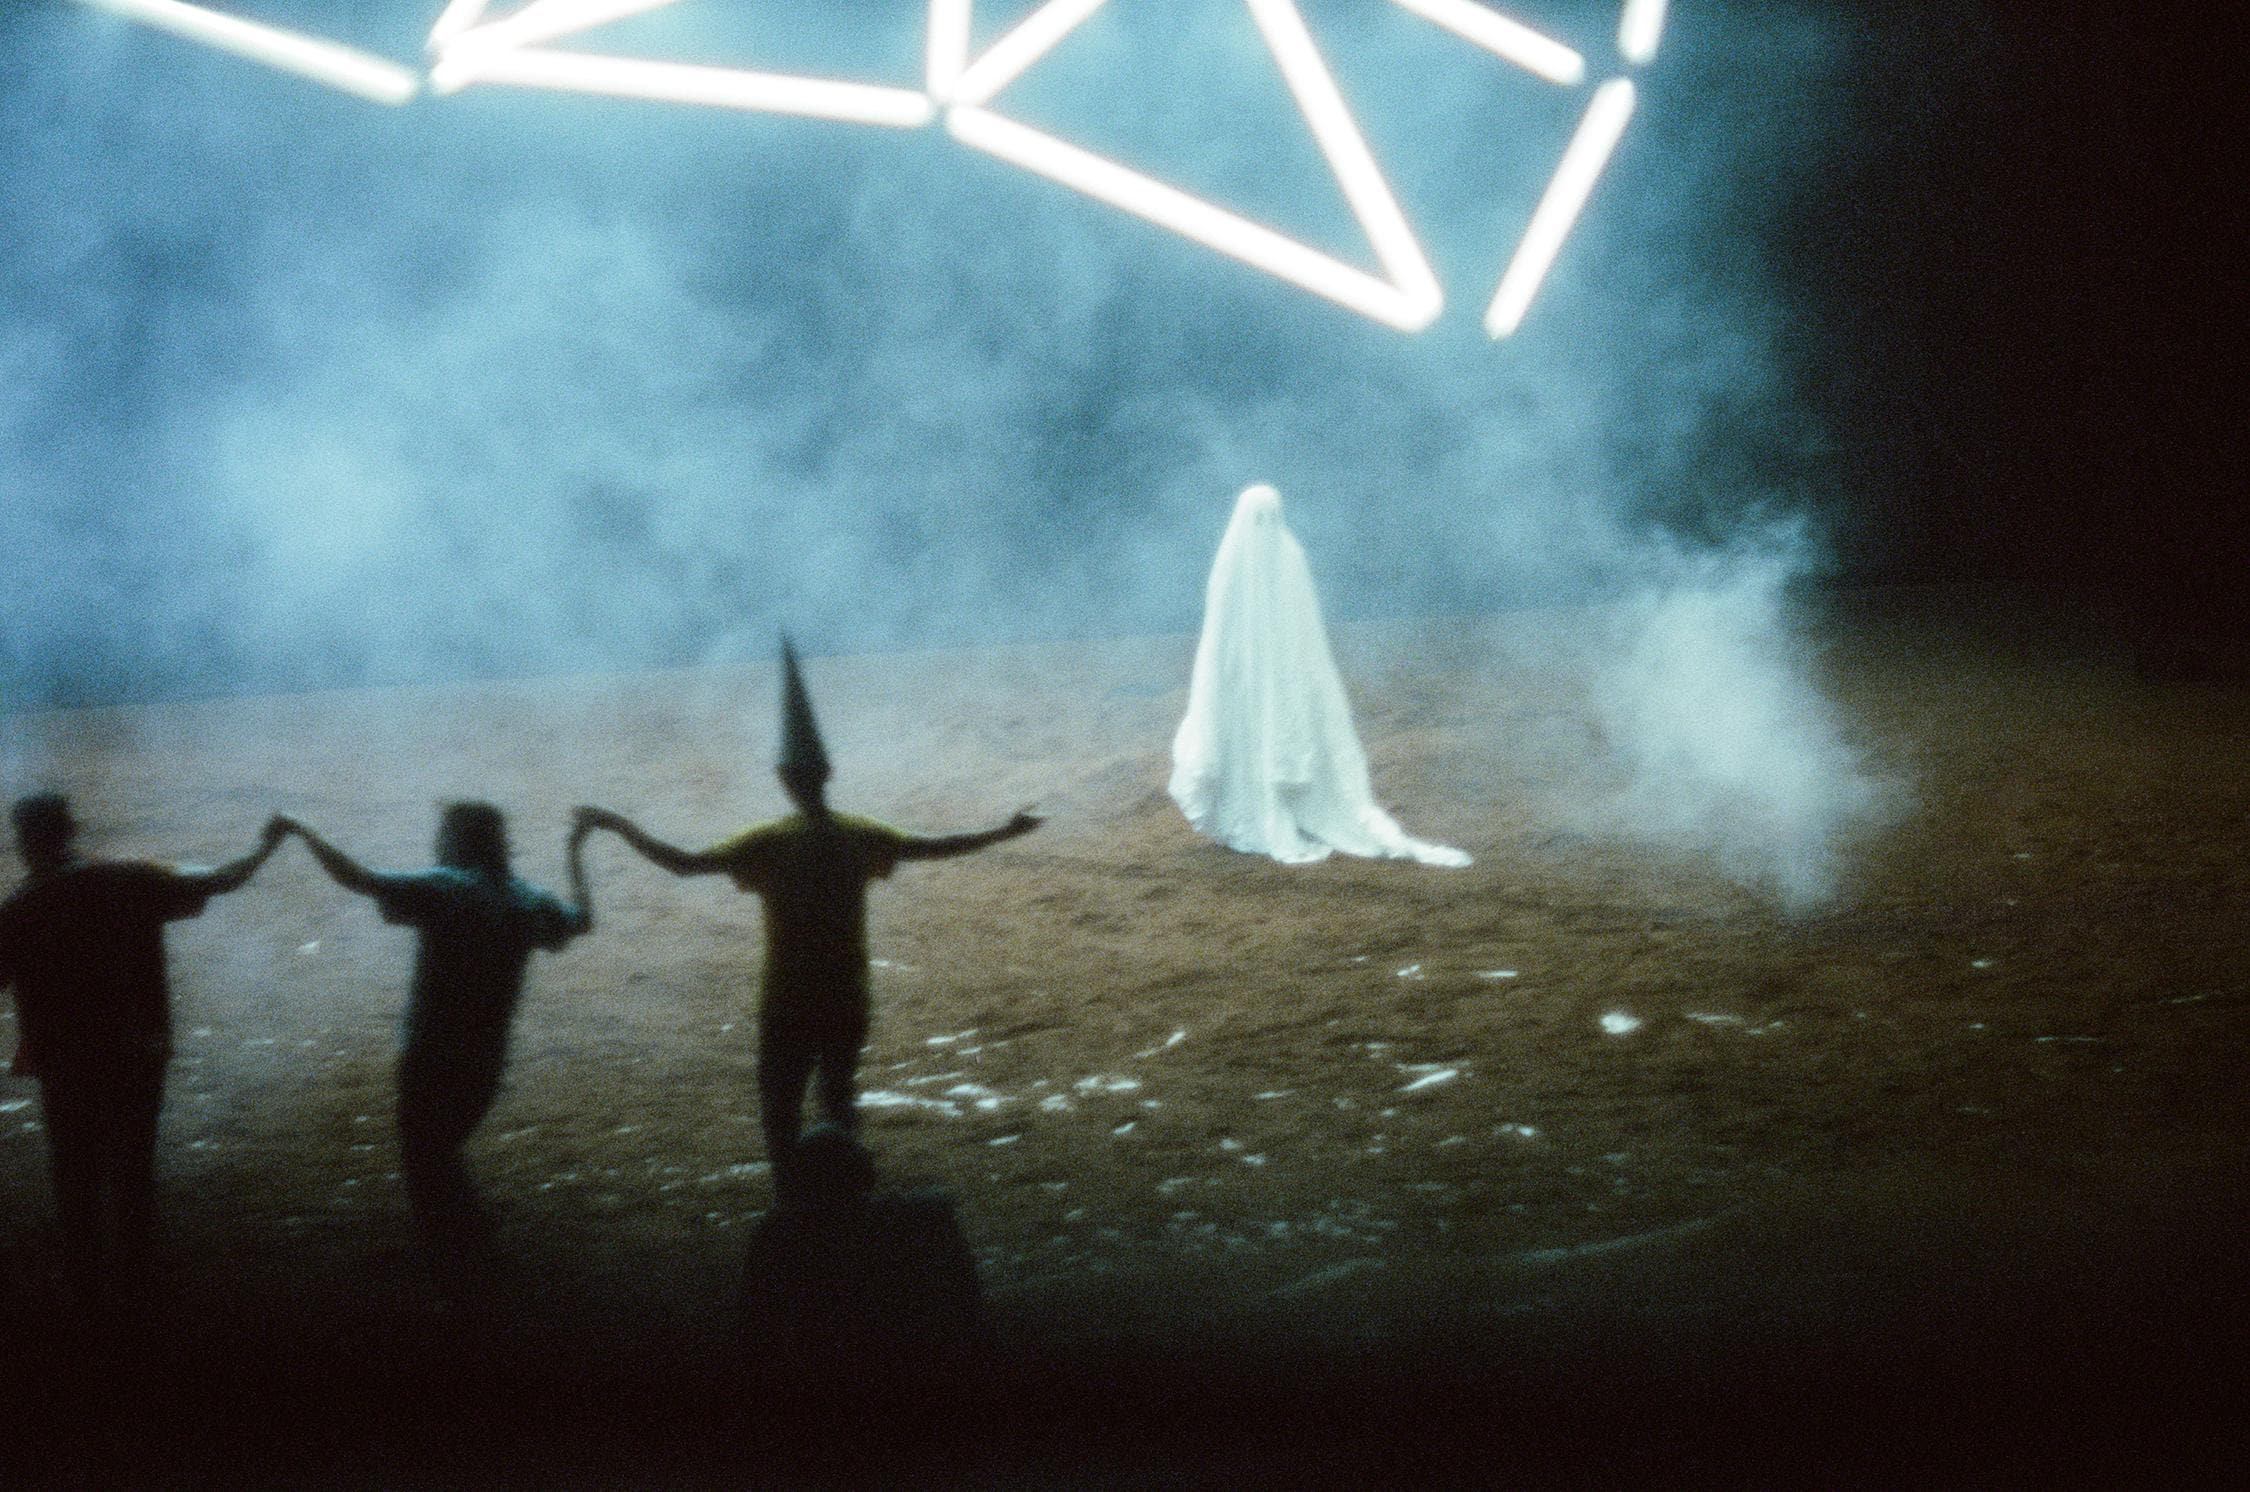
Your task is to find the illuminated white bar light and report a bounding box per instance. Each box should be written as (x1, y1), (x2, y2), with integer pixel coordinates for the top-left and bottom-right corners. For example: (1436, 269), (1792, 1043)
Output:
(426, 0), (493, 53)
(1389, 0), (1583, 87)
(946, 0), (1439, 329)
(925, 0), (972, 99)
(948, 0), (1111, 108)
(456, 47), (937, 127)
(1484, 76), (1634, 337)
(1244, 0), (1440, 316)
(1618, 0), (1669, 66)
(951, 107), (1435, 331)
(71, 0), (420, 104)
(431, 0), (682, 92)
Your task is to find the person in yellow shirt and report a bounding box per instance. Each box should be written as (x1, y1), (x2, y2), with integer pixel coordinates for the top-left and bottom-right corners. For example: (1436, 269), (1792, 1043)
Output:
(577, 638), (1039, 1180)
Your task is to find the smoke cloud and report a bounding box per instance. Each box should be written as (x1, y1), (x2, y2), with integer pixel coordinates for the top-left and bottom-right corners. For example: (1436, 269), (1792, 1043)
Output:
(1585, 524), (1895, 909)
(2, 1), (1893, 901)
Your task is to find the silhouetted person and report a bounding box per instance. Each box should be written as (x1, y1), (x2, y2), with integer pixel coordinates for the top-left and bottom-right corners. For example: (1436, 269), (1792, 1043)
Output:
(275, 804), (591, 1278)
(738, 1123), (981, 1371)
(577, 637), (1039, 1176)
(0, 793), (283, 1305)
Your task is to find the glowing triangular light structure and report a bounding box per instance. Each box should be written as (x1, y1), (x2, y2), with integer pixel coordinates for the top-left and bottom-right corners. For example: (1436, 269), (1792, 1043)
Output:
(941, 0), (1441, 332)
(70, 0), (420, 104)
(1485, 76), (1634, 337)
(432, 0), (936, 127)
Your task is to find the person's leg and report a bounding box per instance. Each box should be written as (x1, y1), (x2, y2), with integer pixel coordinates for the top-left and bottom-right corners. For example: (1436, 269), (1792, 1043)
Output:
(107, 1056), (167, 1288)
(37, 1075), (106, 1305)
(398, 1046), (501, 1257)
(757, 1026), (818, 1172)
(811, 1008), (871, 1135)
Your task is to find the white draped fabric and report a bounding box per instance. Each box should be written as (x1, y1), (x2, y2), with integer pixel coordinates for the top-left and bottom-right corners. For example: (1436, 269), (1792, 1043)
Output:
(1168, 485), (1470, 868)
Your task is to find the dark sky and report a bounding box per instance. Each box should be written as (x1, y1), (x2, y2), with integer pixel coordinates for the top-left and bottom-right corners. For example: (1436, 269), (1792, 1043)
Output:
(0, 3), (2228, 709)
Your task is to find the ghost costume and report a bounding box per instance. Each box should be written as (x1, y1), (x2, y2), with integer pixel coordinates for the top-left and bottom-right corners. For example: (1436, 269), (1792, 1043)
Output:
(1169, 485), (1470, 868)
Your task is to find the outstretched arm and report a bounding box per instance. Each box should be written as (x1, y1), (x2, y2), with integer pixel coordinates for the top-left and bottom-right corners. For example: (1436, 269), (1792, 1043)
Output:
(573, 806), (727, 878)
(895, 808), (1043, 863)
(185, 816), (290, 897)
(273, 815), (383, 898)
(564, 815), (596, 935)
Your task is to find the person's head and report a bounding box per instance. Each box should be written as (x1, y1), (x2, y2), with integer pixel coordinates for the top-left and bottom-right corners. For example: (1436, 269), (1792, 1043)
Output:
(785, 1123), (876, 1207)
(434, 801), (509, 878)
(776, 762), (827, 814)
(10, 792), (76, 872)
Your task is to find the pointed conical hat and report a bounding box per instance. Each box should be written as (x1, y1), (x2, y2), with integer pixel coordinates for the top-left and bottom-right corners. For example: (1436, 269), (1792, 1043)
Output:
(778, 634), (832, 787)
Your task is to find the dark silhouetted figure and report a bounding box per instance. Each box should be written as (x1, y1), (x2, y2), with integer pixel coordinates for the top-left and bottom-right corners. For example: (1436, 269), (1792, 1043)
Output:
(276, 804), (591, 1280)
(0, 793), (283, 1305)
(739, 1123), (981, 1372)
(577, 637), (1040, 1177)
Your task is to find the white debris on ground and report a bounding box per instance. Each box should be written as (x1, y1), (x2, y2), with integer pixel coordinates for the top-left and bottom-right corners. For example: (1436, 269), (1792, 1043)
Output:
(1134, 1028), (1188, 1058)
(1513, 1214), (1720, 1267)
(860, 1090), (962, 1119)
(1396, 1064), (1460, 1093)
(1270, 1257), (1385, 1298)
(904, 1070), (965, 1087)
(1600, 1011), (1643, 1035)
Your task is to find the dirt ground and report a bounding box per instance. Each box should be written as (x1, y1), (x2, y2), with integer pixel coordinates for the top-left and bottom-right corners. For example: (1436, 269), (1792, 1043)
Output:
(2, 587), (2245, 1485)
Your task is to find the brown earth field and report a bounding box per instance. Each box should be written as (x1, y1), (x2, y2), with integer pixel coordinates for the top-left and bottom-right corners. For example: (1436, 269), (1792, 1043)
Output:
(3, 587), (2246, 1486)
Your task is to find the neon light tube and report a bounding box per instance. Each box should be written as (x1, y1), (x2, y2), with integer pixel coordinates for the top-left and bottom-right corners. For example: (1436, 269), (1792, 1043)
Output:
(950, 0), (1110, 108)
(926, 0), (972, 100)
(1389, 0), (1584, 88)
(1245, 0), (1441, 318)
(71, 0), (419, 104)
(431, 0), (683, 92)
(1485, 77), (1634, 337)
(949, 106), (1438, 331)
(1618, 0), (1668, 66)
(456, 47), (937, 127)
(426, 0), (492, 53)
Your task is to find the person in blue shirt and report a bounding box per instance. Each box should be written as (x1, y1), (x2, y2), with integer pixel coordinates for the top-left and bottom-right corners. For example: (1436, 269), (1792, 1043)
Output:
(274, 803), (591, 1272)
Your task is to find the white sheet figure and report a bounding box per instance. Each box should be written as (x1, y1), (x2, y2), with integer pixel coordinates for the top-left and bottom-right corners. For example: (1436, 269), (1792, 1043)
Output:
(1169, 484), (1470, 868)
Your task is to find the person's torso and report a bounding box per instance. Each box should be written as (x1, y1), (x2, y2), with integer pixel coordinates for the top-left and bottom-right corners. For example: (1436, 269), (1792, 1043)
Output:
(730, 815), (897, 998)
(388, 870), (565, 1044)
(0, 861), (195, 1059)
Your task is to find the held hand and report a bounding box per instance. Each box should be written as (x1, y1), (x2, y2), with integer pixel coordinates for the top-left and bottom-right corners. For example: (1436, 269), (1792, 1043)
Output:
(1005, 807), (1044, 837)
(573, 806), (624, 835)
(262, 814), (297, 846)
